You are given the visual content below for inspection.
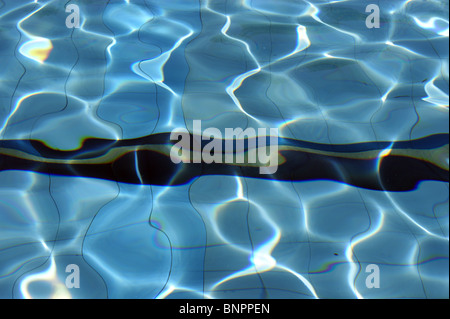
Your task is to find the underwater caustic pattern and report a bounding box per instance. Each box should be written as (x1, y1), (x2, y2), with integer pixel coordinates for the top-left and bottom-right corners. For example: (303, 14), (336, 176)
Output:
(0, 0), (448, 299)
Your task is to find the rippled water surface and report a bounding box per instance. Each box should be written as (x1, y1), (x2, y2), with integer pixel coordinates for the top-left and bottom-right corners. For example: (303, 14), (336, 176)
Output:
(0, 0), (449, 299)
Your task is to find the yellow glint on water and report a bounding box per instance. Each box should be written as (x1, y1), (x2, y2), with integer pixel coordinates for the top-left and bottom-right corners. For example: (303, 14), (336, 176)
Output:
(19, 37), (53, 63)
(20, 257), (72, 299)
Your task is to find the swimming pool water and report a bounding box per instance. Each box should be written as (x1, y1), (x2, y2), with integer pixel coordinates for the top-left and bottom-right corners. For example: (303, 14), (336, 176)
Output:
(0, 0), (448, 299)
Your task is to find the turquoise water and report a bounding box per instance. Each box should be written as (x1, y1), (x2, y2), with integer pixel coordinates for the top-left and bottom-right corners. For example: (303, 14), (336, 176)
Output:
(0, 0), (448, 299)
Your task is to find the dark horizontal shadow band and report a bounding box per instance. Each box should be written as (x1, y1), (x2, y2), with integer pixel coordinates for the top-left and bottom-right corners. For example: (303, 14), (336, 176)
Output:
(0, 133), (448, 160)
(0, 133), (448, 191)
